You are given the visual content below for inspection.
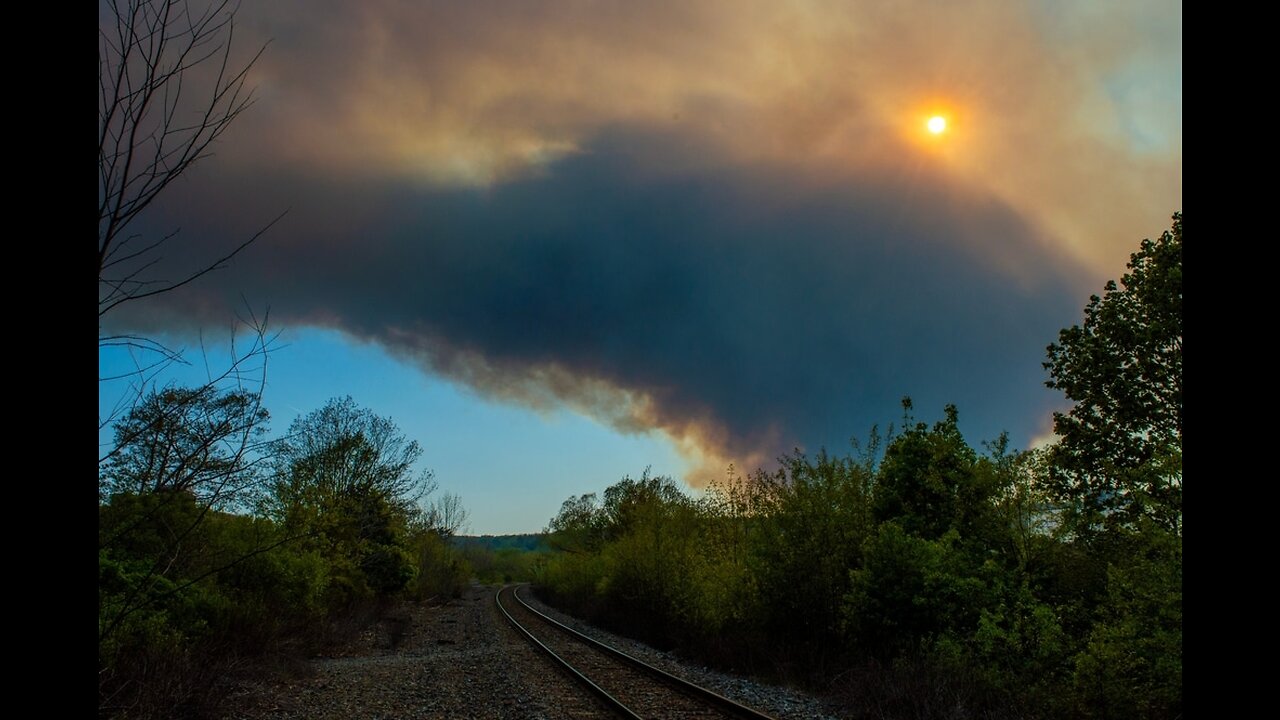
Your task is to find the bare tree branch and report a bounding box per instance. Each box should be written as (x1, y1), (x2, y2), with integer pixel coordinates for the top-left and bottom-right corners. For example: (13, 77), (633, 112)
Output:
(98, 0), (274, 325)
(100, 310), (278, 463)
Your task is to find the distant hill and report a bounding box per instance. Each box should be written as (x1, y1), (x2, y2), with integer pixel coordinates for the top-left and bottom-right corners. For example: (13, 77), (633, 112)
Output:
(452, 533), (550, 552)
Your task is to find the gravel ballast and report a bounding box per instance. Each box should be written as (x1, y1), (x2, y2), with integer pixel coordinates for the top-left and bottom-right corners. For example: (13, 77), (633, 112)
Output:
(222, 583), (839, 719)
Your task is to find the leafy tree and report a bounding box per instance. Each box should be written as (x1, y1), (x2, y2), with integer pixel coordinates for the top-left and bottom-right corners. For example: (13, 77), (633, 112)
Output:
(100, 385), (270, 509)
(547, 492), (606, 553)
(599, 470), (690, 541)
(267, 397), (435, 601)
(408, 492), (472, 600)
(873, 402), (986, 541)
(98, 384), (273, 655)
(844, 523), (986, 657)
(596, 472), (700, 625)
(268, 396), (434, 521)
(750, 450), (875, 653)
(1044, 213), (1183, 534)
(99, 491), (327, 717)
(1068, 522), (1182, 719)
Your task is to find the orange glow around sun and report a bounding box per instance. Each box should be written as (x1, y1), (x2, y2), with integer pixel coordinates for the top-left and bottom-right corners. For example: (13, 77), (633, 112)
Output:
(909, 105), (959, 152)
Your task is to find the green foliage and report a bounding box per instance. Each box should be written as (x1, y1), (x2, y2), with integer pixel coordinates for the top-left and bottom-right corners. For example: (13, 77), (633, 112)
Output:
(539, 364), (1182, 715)
(1045, 213), (1183, 534)
(266, 396), (434, 603)
(596, 472), (704, 641)
(1039, 214), (1184, 717)
(973, 582), (1067, 681)
(99, 394), (465, 717)
(268, 396), (433, 525)
(541, 544), (614, 609)
(100, 385), (270, 508)
(542, 471), (725, 647)
(460, 536), (551, 584)
(749, 449), (875, 657)
(454, 533), (550, 552)
(464, 545), (545, 584)
(845, 524), (989, 657)
(99, 491), (329, 716)
(547, 492), (606, 553)
(1071, 524), (1182, 719)
(873, 403), (1002, 544)
(409, 529), (470, 600)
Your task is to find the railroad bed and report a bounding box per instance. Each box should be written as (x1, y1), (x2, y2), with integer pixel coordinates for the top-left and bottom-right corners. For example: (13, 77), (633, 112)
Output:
(496, 584), (776, 720)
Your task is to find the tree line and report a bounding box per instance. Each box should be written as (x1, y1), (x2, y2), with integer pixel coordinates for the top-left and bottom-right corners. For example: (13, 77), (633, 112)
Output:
(537, 215), (1182, 719)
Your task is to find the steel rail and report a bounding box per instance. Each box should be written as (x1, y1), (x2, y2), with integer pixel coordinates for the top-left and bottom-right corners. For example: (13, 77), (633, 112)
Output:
(510, 584), (776, 720)
(496, 585), (644, 720)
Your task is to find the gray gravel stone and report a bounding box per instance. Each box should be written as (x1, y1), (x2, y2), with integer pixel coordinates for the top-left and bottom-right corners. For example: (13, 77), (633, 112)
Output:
(221, 583), (839, 719)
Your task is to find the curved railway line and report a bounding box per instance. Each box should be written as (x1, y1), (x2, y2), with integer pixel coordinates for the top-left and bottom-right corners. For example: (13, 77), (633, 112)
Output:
(496, 584), (776, 720)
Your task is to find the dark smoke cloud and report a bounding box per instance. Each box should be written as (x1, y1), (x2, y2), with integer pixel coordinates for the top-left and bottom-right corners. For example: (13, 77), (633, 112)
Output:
(114, 126), (1085, 476)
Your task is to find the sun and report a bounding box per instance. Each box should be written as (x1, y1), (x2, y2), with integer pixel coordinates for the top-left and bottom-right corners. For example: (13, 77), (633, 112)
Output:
(910, 105), (959, 150)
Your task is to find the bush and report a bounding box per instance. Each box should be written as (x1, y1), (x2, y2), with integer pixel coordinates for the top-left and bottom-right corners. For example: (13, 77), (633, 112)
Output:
(411, 531), (470, 601)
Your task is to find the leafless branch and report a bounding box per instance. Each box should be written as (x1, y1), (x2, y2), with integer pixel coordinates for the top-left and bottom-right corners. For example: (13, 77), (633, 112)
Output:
(98, 0), (273, 323)
(99, 308), (277, 462)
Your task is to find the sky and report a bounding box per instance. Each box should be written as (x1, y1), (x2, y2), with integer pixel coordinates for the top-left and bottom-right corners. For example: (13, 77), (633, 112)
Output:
(99, 0), (1182, 534)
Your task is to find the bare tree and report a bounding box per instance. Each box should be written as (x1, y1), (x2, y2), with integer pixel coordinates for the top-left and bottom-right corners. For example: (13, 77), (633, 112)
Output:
(98, 0), (279, 347)
(98, 1), (284, 434)
(423, 492), (471, 538)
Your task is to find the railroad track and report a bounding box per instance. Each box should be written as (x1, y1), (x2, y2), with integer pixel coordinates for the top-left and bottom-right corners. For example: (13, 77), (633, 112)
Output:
(496, 584), (776, 720)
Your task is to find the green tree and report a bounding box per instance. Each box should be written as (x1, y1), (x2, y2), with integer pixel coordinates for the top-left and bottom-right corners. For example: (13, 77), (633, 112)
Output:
(100, 385), (270, 509)
(1070, 524), (1182, 718)
(547, 492), (606, 554)
(873, 402), (992, 541)
(98, 384), (273, 651)
(844, 522), (987, 657)
(268, 396), (433, 519)
(267, 397), (434, 600)
(597, 472), (700, 629)
(750, 450), (875, 653)
(1044, 213), (1182, 534)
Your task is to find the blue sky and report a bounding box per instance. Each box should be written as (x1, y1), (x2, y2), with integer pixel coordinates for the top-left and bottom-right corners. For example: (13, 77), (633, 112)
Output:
(100, 327), (690, 534)
(100, 0), (1181, 534)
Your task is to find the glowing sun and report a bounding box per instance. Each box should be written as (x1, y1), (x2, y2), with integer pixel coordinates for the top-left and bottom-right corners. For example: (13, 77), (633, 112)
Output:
(927, 115), (948, 135)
